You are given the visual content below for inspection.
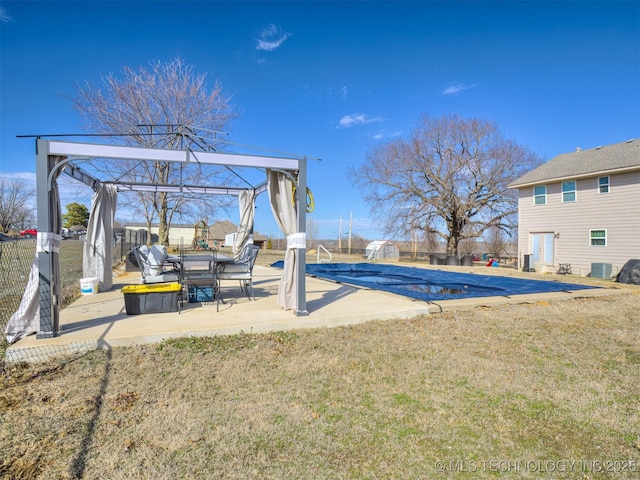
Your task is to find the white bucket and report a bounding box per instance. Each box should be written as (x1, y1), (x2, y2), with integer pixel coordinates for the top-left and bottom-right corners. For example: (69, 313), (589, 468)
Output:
(80, 277), (99, 295)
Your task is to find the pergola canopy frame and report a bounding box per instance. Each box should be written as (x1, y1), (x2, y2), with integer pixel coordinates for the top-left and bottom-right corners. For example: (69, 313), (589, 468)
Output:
(61, 159), (269, 196)
(35, 139), (308, 339)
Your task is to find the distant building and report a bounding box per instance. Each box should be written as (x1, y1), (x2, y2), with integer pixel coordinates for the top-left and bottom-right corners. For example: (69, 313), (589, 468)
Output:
(125, 220), (269, 249)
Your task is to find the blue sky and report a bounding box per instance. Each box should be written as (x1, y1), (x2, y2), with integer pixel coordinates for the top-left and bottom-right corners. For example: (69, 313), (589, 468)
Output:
(1, 1), (639, 241)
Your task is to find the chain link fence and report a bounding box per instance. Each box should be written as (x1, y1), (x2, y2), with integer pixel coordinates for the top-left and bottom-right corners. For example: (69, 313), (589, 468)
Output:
(0, 238), (36, 347)
(0, 237), (130, 341)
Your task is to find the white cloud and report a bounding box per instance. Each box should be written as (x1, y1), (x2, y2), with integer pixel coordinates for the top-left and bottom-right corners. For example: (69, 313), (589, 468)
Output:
(1, 171), (36, 186)
(303, 84), (350, 100)
(256, 24), (291, 52)
(366, 129), (403, 141)
(337, 113), (384, 128)
(0, 7), (12, 23)
(442, 83), (477, 96)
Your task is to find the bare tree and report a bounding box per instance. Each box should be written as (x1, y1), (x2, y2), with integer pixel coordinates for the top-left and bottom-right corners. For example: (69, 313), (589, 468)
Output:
(350, 233), (370, 251)
(71, 57), (238, 245)
(485, 225), (510, 259)
(0, 179), (35, 233)
(351, 114), (542, 255)
(306, 218), (320, 247)
(417, 229), (440, 254)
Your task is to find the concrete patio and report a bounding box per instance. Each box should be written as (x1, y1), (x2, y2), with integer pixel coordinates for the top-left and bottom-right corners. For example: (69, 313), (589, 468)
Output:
(6, 265), (433, 363)
(5, 264), (623, 363)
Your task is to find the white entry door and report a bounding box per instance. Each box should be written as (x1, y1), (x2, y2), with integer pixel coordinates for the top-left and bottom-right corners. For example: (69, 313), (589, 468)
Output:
(530, 233), (554, 265)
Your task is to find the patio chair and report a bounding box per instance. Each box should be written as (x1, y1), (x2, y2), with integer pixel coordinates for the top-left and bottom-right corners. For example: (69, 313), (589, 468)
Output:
(216, 244), (260, 308)
(130, 245), (181, 284)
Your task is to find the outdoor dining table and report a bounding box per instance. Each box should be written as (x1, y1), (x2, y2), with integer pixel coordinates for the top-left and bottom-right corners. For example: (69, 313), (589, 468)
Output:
(178, 251), (234, 269)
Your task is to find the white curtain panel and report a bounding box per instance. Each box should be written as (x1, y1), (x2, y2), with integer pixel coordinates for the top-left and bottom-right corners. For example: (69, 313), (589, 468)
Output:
(233, 189), (256, 259)
(267, 170), (298, 310)
(83, 183), (118, 291)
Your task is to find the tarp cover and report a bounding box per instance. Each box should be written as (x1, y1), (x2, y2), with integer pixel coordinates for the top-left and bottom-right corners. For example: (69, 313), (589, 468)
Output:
(616, 259), (640, 285)
(271, 262), (599, 302)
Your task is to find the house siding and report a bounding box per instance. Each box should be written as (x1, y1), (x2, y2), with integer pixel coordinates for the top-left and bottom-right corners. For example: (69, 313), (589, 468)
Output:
(517, 170), (640, 277)
(125, 225), (199, 247)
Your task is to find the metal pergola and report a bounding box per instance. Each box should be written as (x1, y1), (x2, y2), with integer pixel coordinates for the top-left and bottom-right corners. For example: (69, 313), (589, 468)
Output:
(34, 139), (308, 339)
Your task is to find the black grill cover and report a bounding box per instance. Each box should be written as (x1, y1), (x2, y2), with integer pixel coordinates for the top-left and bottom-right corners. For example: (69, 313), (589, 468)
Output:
(616, 259), (640, 285)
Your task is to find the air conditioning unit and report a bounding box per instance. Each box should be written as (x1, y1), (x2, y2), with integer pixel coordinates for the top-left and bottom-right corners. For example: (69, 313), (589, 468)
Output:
(523, 254), (534, 272)
(591, 263), (612, 279)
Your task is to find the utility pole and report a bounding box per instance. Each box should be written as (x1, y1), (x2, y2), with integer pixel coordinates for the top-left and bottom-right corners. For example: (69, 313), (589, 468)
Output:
(411, 200), (417, 259)
(338, 215), (342, 252)
(412, 227), (417, 259)
(348, 211), (352, 255)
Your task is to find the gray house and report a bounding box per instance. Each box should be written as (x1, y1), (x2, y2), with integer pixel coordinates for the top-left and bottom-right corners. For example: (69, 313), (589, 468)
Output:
(509, 138), (640, 277)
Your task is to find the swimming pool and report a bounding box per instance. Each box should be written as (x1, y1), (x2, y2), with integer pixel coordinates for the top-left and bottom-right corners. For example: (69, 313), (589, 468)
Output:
(271, 262), (599, 302)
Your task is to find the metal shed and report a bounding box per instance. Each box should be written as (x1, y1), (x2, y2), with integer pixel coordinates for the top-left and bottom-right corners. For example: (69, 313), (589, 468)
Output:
(365, 240), (400, 261)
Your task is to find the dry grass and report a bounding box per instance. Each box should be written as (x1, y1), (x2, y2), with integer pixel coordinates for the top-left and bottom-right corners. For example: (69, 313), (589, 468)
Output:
(1, 283), (639, 479)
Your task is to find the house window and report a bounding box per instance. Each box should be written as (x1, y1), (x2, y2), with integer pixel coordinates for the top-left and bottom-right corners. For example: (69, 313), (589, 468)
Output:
(598, 176), (609, 194)
(562, 180), (576, 202)
(534, 185), (546, 205)
(590, 229), (607, 246)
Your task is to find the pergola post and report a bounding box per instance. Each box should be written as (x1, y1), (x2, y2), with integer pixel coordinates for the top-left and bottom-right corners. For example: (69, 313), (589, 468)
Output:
(295, 157), (308, 316)
(35, 139), (59, 338)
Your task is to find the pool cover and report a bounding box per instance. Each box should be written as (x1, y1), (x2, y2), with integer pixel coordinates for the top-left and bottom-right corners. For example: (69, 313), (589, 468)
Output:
(270, 262), (599, 302)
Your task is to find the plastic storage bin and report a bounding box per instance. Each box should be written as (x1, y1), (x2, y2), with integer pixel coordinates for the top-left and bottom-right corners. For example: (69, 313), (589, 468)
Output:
(121, 283), (181, 315)
(188, 285), (215, 303)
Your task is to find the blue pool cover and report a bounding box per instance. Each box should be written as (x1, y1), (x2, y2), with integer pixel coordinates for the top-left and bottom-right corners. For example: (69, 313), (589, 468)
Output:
(270, 262), (599, 302)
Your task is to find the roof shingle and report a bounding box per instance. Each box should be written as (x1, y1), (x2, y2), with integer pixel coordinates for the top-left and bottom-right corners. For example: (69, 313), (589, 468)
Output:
(509, 138), (640, 188)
